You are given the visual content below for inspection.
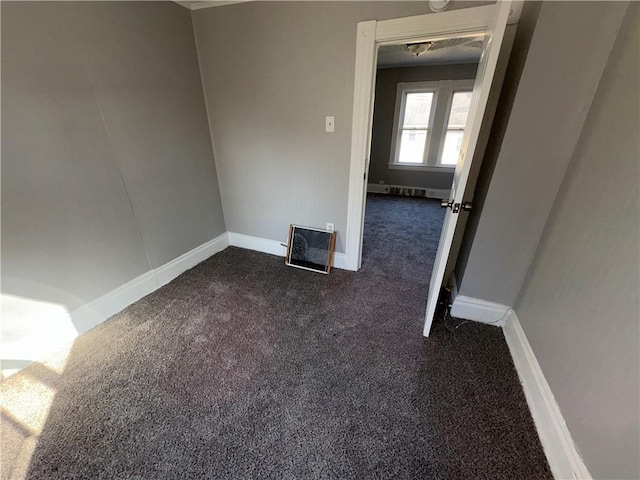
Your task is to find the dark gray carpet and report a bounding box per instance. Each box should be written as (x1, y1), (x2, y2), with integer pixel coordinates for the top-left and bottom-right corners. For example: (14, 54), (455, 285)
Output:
(2, 194), (552, 479)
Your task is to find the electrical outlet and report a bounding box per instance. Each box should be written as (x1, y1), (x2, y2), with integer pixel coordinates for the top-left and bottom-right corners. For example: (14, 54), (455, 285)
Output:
(326, 223), (334, 232)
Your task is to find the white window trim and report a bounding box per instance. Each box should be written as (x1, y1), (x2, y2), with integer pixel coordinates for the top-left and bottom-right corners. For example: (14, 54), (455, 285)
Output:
(387, 164), (454, 172)
(389, 79), (475, 170)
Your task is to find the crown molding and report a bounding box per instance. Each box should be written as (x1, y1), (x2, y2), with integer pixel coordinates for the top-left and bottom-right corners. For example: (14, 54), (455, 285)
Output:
(174, 0), (253, 11)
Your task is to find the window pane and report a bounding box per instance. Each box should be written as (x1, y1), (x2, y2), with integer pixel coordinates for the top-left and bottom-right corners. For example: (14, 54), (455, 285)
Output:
(448, 91), (473, 128)
(403, 92), (433, 128)
(398, 130), (427, 163)
(441, 130), (464, 165)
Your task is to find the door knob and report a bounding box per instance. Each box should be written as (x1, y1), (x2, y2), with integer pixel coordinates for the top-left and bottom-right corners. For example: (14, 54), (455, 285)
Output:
(461, 202), (473, 211)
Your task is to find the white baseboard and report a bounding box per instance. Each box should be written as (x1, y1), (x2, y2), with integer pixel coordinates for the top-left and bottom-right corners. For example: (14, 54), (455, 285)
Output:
(10, 228), (353, 378)
(450, 295), (511, 326)
(154, 233), (229, 287)
(367, 183), (451, 199)
(227, 232), (348, 271)
(70, 272), (157, 333)
(26, 229), (347, 338)
(503, 311), (592, 480)
(70, 232), (229, 333)
(227, 232), (286, 257)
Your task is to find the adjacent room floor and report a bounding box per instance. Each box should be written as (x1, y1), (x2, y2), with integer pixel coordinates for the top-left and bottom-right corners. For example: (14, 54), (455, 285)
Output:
(1, 194), (552, 479)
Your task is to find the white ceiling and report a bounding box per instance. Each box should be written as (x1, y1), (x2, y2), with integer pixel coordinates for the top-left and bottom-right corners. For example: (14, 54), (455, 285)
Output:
(377, 36), (484, 68)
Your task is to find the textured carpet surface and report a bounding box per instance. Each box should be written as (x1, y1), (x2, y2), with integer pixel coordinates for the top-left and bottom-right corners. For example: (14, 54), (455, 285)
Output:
(2, 194), (552, 479)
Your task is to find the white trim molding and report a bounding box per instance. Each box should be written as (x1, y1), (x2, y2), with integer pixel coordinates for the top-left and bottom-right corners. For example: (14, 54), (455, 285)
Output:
(347, 2), (522, 275)
(70, 233), (229, 333)
(10, 229), (354, 378)
(179, 1), (522, 20)
(191, 1), (251, 10)
(154, 234), (229, 288)
(20, 229), (349, 361)
(389, 79), (475, 169)
(345, 19), (378, 272)
(174, 1), (252, 11)
(387, 164), (455, 173)
(450, 295), (511, 326)
(227, 232), (286, 257)
(376, 2), (521, 41)
(503, 312), (592, 480)
(227, 232), (348, 271)
(449, 272), (458, 305)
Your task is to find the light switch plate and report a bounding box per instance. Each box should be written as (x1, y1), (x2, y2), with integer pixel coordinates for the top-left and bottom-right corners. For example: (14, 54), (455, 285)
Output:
(325, 116), (335, 133)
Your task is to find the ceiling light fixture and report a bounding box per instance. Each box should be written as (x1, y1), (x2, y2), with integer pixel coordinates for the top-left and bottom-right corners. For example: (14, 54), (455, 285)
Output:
(429, 0), (451, 12)
(406, 42), (432, 56)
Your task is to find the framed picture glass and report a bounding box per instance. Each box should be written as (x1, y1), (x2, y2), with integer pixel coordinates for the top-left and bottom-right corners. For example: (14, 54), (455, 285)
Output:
(285, 225), (337, 274)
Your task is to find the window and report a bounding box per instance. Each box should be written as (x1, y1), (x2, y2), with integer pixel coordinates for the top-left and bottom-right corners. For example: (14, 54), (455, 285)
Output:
(441, 91), (473, 165)
(397, 92), (434, 164)
(389, 80), (474, 170)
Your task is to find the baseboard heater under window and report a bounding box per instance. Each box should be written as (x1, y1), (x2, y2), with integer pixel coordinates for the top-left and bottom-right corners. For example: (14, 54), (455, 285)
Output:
(388, 186), (427, 197)
(367, 184), (451, 199)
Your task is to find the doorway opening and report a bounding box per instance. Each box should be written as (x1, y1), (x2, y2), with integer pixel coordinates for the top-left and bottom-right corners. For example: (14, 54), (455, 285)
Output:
(345, 2), (519, 336)
(360, 38), (481, 303)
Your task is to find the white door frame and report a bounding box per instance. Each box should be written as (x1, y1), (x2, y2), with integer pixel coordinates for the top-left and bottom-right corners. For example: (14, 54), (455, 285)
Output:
(345, 3), (522, 272)
(344, 2), (522, 332)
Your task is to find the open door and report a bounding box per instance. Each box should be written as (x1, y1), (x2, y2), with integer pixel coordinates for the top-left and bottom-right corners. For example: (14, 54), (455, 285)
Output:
(422, 2), (513, 336)
(345, 1), (520, 335)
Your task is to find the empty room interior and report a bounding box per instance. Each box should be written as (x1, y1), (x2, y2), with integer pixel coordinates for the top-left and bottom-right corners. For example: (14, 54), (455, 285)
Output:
(362, 37), (479, 281)
(1, 1), (638, 479)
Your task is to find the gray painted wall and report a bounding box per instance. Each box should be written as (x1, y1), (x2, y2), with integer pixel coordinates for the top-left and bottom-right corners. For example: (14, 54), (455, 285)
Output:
(455, 1), (628, 305)
(515, 4), (639, 477)
(444, 18), (522, 282)
(368, 64), (478, 190)
(1, 1), (226, 310)
(453, 1), (541, 287)
(192, 1), (490, 253)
